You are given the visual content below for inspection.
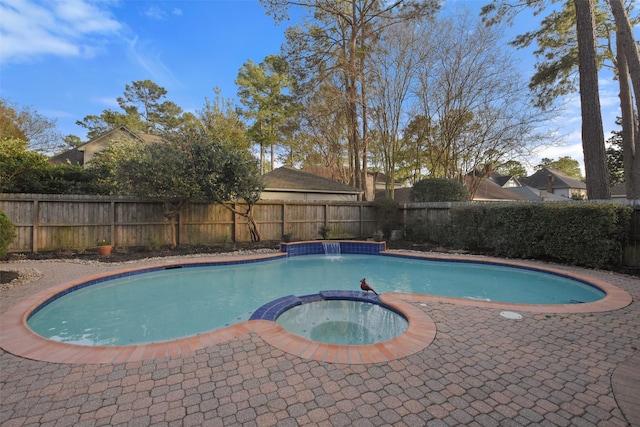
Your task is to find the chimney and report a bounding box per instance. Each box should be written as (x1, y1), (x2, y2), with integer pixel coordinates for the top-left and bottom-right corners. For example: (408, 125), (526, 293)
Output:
(546, 174), (554, 194)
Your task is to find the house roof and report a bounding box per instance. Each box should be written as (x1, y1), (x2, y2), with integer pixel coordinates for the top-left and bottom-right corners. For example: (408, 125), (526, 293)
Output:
(466, 176), (528, 201)
(264, 166), (362, 194)
(376, 178), (528, 202)
(611, 182), (626, 198)
(49, 148), (85, 166)
(521, 167), (586, 190)
(49, 125), (165, 166)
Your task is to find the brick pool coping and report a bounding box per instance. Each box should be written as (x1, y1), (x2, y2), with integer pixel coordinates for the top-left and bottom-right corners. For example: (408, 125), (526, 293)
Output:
(0, 247), (632, 365)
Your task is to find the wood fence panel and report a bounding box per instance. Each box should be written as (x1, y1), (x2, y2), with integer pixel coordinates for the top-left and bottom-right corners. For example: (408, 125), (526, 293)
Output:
(181, 203), (234, 245)
(0, 199), (34, 251)
(115, 201), (169, 247)
(284, 204), (326, 240)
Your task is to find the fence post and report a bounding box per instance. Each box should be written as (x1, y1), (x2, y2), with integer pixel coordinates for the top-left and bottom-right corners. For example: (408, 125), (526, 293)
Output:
(110, 200), (116, 247)
(33, 199), (39, 253)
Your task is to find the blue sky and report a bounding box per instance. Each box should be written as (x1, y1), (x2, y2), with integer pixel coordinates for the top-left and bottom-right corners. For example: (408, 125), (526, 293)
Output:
(0, 0), (628, 173)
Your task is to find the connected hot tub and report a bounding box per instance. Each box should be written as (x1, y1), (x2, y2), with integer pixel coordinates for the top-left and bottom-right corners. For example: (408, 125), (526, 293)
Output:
(264, 292), (409, 345)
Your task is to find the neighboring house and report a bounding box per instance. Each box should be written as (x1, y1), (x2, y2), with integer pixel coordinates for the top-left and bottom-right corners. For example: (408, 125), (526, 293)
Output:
(377, 177), (528, 202)
(520, 167), (587, 199)
(611, 182), (627, 199)
(262, 166), (363, 201)
(49, 126), (163, 168)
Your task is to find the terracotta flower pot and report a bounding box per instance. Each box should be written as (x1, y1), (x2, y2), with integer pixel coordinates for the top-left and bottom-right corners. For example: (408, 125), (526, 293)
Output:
(97, 245), (112, 256)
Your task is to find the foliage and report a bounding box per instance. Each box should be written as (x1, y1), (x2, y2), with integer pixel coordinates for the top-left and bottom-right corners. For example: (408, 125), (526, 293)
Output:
(0, 137), (100, 194)
(318, 225), (330, 239)
(198, 88), (251, 151)
(236, 55), (298, 172)
(1, 97), (63, 154)
(0, 211), (16, 257)
(95, 238), (110, 246)
(536, 156), (584, 180)
(606, 123), (625, 185)
(447, 203), (631, 268)
(89, 128), (264, 244)
(410, 178), (469, 202)
(0, 137), (50, 193)
(495, 160), (527, 178)
(373, 196), (400, 236)
(76, 80), (190, 139)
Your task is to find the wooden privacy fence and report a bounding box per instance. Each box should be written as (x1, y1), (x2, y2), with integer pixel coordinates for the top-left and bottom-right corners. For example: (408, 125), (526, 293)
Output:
(0, 194), (380, 253)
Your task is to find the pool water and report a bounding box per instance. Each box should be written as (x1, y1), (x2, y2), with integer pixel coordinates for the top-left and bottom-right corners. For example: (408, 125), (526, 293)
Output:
(275, 299), (408, 345)
(27, 254), (605, 346)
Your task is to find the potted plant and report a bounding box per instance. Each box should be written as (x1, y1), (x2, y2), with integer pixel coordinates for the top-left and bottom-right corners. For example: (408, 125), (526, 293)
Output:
(372, 230), (384, 242)
(96, 238), (112, 256)
(282, 232), (293, 243)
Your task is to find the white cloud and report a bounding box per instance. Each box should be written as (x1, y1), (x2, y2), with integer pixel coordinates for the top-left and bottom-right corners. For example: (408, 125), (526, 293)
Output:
(125, 36), (180, 87)
(144, 6), (167, 21)
(0, 0), (121, 64)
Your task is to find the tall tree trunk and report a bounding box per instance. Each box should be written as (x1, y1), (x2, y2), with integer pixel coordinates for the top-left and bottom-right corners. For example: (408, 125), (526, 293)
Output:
(608, 0), (640, 120)
(575, 0), (610, 199)
(617, 36), (640, 198)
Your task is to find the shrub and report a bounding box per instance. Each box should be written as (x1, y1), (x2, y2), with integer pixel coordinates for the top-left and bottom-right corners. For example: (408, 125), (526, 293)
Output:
(448, 202), (631, 268)
(410, 178), (469, 202)
(0, 211), (16, 257)
(373, 196), (400, 236)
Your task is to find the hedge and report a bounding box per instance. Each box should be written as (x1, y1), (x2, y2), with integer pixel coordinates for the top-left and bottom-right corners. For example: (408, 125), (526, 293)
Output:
(424, 203), (631, 269)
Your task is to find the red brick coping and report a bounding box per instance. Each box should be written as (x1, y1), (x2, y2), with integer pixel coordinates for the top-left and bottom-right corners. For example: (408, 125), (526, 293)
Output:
(0, 251), (632, 365)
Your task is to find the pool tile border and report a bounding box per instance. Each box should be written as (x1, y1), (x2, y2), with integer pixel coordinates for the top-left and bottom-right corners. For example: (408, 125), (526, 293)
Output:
(0, 246), (633, 365)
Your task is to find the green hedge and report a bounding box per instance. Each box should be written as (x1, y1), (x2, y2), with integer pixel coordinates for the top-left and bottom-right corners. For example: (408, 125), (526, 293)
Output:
(440, 203), (631, 268)
(0, 211), (16, 258)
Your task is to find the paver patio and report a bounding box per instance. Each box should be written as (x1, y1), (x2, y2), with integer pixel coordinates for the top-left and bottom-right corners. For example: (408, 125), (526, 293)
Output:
(1, 253), (639, 426)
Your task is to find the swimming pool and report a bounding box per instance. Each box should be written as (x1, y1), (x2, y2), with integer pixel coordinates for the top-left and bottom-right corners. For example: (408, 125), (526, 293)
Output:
(27, 253), (606, 346)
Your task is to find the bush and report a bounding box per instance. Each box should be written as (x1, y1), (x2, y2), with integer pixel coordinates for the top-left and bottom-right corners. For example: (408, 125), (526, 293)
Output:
(410, 178), (469, 202)
(448, 202), (631, 268)
(373, 196), (400, 236)
(0, 211), (16, 257)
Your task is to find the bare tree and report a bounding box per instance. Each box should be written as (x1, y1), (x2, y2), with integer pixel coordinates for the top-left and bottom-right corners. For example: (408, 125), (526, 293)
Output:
(261, 0), (439, 199)
(412, 11), (550, 198)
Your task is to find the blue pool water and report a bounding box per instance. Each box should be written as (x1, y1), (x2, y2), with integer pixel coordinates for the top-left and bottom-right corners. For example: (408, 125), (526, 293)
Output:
(28, 254), (605, 346)
(276, 299), (409, 345)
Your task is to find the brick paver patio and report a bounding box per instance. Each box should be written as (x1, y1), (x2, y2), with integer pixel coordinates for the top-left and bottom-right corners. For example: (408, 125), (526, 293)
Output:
(1, 253), (639, 426)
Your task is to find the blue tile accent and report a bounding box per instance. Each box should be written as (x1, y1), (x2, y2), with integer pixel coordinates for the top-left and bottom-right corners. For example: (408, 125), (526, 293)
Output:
(281, 241), (385, 257)
(249, 290), (406, 322)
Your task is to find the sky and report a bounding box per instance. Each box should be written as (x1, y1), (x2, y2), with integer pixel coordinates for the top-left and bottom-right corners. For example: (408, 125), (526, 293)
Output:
(0, 0), (629, 175)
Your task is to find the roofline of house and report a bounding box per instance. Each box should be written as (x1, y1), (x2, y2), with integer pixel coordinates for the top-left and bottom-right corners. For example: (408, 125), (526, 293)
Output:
(264, 187), (363, 195)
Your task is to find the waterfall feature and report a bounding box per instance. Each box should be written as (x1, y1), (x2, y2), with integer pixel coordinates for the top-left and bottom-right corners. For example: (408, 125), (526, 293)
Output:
(322, 242), (341, 256)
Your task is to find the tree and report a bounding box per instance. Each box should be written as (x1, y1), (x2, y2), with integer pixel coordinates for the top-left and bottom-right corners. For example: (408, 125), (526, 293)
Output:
(412, 10), (550, 198)
(609, 0), (640, 198)
(198, 88), (251, 151)
(236, 55), (296, 173)
(496, 160), (527, 178)
(0, 98), (63, 154)
(575, 0), (610, 198)
(410, 178), (469, 202)
(536, 156), (584, 179)
(0, 137), (51, 193)
(263, 0), (440, 198)
(89, 129), (264, 245)
(606, 124), (625, 185)
(369, 21), (427, 199)
(481, 0), (612, 198)
(76, 80), (188, 139)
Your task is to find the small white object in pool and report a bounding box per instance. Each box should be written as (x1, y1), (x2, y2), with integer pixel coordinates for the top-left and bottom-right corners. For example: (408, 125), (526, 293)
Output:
(500, 311), (523, 320)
